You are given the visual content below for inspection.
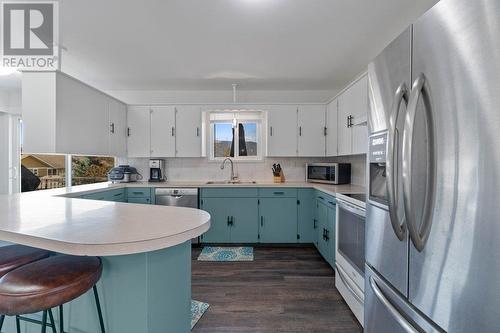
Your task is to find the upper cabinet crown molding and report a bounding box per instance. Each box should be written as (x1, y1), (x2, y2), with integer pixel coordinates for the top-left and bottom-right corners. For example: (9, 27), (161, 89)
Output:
(22, 71), (127, 156)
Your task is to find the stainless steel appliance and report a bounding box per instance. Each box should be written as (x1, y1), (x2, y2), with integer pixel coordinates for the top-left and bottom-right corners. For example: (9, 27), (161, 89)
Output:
(335, 193), (366, 325)
(155, 188), (199, 244)
(149, 159), (166, 182)
(366, 0), (500, 331)
(108, 165), (142, 183)
(306, 163), (350, 184)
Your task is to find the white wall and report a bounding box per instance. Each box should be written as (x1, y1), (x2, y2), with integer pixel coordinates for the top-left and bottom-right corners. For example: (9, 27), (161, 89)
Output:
(0, 90), (21, 115)
(106, 89), (339, 105)
(120, 155), (366, 186)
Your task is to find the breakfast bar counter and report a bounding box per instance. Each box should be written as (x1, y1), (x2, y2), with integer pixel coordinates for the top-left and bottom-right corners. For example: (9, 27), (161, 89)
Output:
(0, 190), (211, 333)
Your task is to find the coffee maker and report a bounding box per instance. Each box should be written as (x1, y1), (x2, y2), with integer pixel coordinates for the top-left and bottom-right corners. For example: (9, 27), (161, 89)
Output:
(149, 159), (166, 182)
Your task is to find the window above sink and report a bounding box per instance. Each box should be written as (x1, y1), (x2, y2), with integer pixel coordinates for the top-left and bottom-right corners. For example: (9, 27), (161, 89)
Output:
(207, 110), (264, 162)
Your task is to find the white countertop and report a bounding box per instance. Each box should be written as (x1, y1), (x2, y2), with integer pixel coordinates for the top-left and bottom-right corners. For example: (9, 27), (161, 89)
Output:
(0, 181), (363, 257)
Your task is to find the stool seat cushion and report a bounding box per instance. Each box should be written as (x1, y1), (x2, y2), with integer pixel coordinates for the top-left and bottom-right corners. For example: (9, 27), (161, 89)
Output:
(0, 255), (102, 315)
(0, 245), (50, 278)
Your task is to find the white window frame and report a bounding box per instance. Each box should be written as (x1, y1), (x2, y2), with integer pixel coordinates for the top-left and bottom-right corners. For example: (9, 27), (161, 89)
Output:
(208, 110), (263, 161)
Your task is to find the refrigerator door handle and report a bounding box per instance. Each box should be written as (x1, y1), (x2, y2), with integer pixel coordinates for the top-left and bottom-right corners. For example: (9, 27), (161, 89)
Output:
(387, 82), (409, 241)
(403, 73), (436, 252)
(369, 276), (419, 333)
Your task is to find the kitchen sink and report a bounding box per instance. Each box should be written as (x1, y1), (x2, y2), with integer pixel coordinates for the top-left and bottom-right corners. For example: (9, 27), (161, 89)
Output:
(205, 180), (257, 185)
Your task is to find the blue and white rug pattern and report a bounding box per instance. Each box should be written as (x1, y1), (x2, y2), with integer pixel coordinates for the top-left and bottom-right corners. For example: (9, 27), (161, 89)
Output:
(197, 246), (254, 261)
(191, 300), (209, 329)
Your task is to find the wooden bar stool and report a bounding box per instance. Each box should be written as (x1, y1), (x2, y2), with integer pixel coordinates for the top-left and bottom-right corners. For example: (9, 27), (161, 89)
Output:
(0, 255), (106, 333)
(0, 245), (50, 329)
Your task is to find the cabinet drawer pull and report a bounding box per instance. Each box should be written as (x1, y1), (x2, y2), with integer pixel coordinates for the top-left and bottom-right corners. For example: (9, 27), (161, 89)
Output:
(328, 201), (336, 206)
(318, 196), (325, 201)
(113, 193), (122, 197)
(273, 191), (285, 195)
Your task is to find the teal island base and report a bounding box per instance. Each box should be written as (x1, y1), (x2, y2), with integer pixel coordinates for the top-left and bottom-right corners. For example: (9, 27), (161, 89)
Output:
(2, 241), (192, 333)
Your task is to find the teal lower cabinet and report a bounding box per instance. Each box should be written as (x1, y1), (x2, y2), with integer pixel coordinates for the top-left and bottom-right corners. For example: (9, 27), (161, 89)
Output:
(127, 187), (153, 204)
(315, 191), (336, 267)
(259, 197), (298, 243)
(127, 197), (152, 204)
(200, 197), (258, 243)
(297, 189), (315, 243)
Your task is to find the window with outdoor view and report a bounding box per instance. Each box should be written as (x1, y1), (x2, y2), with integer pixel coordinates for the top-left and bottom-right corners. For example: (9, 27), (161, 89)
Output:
(21, 154), (66, 192)
(72, 155), (115, 186)
(210, 110), (262, 160)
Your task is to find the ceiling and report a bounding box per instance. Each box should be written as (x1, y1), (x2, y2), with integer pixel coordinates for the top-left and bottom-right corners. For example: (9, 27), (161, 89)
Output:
(3, 0), (439, 92)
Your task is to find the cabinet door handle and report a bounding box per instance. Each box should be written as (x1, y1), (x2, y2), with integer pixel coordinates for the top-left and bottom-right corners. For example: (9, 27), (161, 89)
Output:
(299, 126), (302, 136)
(230, 216), (234, 226)
(196, 127), (200, 137)
(127, 127), (131, 137)
(171, 127), (175, 136)
(326, 229), (330, 241)
(227, 216), (231, 226)
(270, 126), (273, 136)
(324, 127), (327, 136)
(260, 216), (264, 227)
(313, 219), (317, 229)
(110, 123), (115, 134)
(322, 228), (326, 241)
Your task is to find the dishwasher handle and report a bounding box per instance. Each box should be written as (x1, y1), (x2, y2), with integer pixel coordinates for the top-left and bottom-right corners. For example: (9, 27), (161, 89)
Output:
(155, 188), (198, 196)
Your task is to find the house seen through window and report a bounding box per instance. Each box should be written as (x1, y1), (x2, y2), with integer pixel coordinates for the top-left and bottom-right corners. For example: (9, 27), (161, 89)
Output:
(210, 110), (263, 160)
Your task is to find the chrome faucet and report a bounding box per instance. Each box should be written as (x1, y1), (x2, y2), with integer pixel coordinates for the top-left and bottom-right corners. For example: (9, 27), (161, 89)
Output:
(220, 158), (238, 182)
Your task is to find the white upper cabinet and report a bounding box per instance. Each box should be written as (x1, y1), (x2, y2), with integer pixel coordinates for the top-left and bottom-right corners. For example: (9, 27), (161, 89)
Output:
(175, 105), (202, 157)
(297, 105), (326, 157)
(127, 106), (151, 158)
(150, 106), (176, 157)
(350, 75), (368, 154)
(337, 74), (368, 155)
(326, 98), (338, 156)
(108, 99), (128, 157)
(22, 71), (126, 156)
(266, 105), (298, 157)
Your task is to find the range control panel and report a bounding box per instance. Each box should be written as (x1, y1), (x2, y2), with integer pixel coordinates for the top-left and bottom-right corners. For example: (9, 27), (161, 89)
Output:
(369, 131), (388, 163)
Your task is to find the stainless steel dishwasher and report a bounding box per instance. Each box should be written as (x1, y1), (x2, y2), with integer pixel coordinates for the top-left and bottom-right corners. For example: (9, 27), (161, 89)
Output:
(154, 188), (199, 208)
(154, 188), (200, 244)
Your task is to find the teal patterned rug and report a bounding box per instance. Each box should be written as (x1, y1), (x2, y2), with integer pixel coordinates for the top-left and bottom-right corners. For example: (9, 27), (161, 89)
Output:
(197, 246), (254, 261)
(191, 300), (209, 329)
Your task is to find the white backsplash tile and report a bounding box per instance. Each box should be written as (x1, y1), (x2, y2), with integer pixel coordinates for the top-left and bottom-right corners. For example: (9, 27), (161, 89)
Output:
(118, 155), (366, 186)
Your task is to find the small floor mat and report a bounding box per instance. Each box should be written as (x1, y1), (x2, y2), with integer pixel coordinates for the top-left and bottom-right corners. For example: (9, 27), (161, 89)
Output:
(191, 300), (209, 329)
(197, 246), (254, 261)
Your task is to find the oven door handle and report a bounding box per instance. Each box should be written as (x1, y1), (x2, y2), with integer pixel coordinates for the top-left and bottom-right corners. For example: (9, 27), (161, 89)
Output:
(337, 201), (365, 218)
(336, 264), (364, 304)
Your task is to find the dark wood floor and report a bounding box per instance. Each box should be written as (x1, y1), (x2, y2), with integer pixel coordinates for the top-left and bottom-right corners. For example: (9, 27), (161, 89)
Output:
(192, 246), (362, 333)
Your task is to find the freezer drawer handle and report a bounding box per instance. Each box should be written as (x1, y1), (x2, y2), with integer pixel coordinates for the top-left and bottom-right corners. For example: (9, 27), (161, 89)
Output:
(387, 82), (409, 241)
(336, 264), (363, 304)
(403, 73), (436, 252)
(369, 276), (419, 333)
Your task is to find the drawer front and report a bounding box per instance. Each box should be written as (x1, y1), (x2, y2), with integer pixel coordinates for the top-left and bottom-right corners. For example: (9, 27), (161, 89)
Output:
(81, 192), (107, 201)
(201, 188), (258, 198)
(105, 189), (126, 201)
(127, 188), (152, 198)
(259, 188), (297, 198)
(316, 191), (336, 206)
(128, 197), (151, 204)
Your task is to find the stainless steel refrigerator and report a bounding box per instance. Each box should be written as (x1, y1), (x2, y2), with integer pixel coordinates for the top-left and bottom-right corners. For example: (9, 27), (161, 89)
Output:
(365, 0), (500, 331)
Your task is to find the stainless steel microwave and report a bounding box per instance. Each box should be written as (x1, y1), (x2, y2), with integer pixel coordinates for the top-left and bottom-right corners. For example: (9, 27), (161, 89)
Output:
(306, 163), (351, 185)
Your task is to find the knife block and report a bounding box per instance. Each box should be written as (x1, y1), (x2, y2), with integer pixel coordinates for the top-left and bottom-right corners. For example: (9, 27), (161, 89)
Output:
(273, 171), (285, 183)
